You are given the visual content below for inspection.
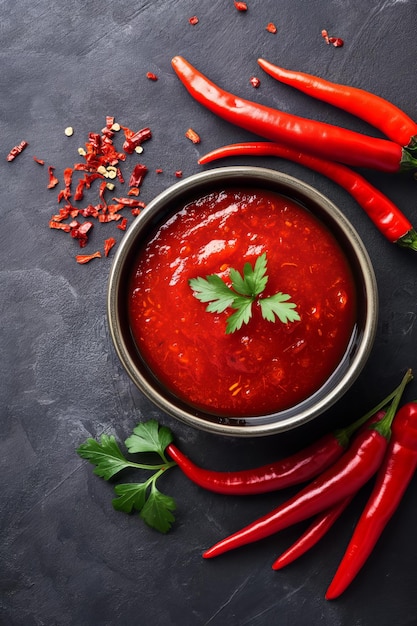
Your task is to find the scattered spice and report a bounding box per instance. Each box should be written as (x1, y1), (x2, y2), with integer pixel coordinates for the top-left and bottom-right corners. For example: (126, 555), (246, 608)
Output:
(189, 16), (199, 25)
(64, 126), (74, 137)
(75, 251), (102, 264)
(249, 76), (261, 88)
(117, 217), (128, 231)
(33, 156), (45, 165)
(47, 166), (59, 189)
(266, 22), (277, 34)
(175, 170), (183, 178)
(322, 29), (344, 47)
(146, 72), (158, 81)
(234, 1), (248, 11)
(104, 237), (116, 257)
(185, 128), (201, 144)
(7, 140), (28, 162)
(129, 163), (148, 188)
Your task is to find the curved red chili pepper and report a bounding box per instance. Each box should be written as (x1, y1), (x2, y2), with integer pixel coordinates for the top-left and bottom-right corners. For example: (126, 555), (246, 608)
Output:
(272, 495), (354, 570)
(198, 142), (417, 250)
(171, 56), (417, 173)
(167, 400), (396, 496)
(202, 370), (411, 559)
(257, 59), (417, 151)
(325, 400), (417, 599)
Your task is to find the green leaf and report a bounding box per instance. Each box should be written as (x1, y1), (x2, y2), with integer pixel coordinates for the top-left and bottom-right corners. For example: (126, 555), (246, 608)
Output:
(125, 419), (174, 459)
(259, 293), (301, 324)
(112, 482), (148, 513)
(226, 296), (254, 334)
(189, 274), (235, 313)
(230, 253), (268, 297)
(140, 482), (176, 534)
(76, 435), (132, 480)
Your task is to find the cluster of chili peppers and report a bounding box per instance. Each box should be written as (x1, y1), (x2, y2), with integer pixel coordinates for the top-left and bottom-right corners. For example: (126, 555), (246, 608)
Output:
(166, 369), (417, 598)
(171, 56), (417, 251)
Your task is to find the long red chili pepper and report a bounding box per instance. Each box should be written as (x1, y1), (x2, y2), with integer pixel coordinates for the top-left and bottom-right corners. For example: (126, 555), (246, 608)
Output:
(325, 400), (417, 599)
(272, 496), (354, 571)
(257, 59), (417, 151)
(166, 390), (402, 496)
(198, 142), (417, 250)
(171, 56), (417, 173)
(202, 369), (411, 559)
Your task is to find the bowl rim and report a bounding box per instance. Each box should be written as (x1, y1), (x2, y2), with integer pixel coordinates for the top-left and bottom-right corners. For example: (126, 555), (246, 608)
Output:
(107, 166), (378, 437)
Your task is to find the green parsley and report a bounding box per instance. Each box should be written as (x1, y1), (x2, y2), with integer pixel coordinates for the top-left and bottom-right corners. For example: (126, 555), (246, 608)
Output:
(189, 253), (300, 334)
(76, 420), (177, 533)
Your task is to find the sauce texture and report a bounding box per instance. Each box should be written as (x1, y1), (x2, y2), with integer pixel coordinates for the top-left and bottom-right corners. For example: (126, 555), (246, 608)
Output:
(129, 189), (356, 416)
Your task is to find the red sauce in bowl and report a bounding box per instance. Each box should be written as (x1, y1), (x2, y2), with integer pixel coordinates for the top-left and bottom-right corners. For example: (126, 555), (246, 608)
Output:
(128, 188), (356, 417)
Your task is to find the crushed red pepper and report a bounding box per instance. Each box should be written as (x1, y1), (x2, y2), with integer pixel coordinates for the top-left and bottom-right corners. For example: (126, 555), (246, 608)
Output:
(129, 163), (148, 187)
(266, 22), (277, 34)
(104, 237), (116, 257)
(33, 156), (45, 165)
(76, 251), (101, 264)
(185, 128), (201, 144)
(188, 16), (199, 25)
(322, 29), (344, 47)
(146, 72), (158, 81)
(47, 166), (59, 189)
(249, 76), (261, 88)
(234, 1), (248, 11)
(7, 140), (28, 162)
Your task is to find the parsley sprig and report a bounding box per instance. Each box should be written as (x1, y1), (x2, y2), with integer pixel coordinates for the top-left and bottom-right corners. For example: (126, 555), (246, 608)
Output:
(76, 420), (177, 533)
(189, 253), (300, 334)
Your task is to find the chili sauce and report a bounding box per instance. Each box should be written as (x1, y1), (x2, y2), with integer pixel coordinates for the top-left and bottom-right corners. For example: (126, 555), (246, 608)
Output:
(128, 189), (356, 417)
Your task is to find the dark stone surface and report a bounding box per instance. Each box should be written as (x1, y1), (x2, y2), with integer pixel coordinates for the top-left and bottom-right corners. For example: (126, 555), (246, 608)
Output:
(2, 2), (417, 624)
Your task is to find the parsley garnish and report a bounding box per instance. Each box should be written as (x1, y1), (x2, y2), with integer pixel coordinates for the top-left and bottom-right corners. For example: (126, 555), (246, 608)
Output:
(189, 253), (300, 334)
(76, 420), (177, 533)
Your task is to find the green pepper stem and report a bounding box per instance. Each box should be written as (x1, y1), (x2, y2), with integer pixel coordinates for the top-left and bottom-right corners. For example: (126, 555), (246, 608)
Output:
(334, 368), (413, 446)
(373, 368), (413, 439)
(400, 148), (417, 171)
(397, 228), (417, 251)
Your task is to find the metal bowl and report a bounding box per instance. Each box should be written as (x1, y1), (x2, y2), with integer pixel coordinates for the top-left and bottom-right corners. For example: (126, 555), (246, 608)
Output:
(107, 166), (378, 437)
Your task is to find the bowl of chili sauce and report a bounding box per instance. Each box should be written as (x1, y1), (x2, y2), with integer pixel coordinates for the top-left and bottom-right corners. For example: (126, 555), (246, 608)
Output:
(107, 166), (378, 436)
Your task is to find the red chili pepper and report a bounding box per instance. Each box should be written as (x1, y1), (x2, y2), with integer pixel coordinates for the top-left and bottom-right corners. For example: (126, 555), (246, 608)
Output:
(166, 393), (400, 496)
(7, 140), (28, 162)
(198, 142), (417, 250)
(202, 370), (412, 559)
(257, 59), (417, 150)
(325, 400), (417, 599)
(272, 496), (354, 570)
(171, 56), (417, 172)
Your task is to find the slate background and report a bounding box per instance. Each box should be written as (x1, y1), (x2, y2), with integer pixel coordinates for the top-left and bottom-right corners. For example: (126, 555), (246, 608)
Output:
(2, 1), (417, 625)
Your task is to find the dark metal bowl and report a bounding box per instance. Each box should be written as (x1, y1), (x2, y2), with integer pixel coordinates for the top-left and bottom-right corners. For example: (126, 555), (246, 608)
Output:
(107, 166), (378, 436)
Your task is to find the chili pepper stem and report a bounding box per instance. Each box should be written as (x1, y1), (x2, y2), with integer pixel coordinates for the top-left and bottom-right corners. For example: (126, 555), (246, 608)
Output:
(397, 228), (417, 251)
(373, 368), (412, 438)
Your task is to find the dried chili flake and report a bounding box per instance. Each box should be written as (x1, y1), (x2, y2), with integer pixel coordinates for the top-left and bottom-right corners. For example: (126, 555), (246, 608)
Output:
(7, 140), (28, 162)
(146, 72), (158, 81)
(117, 217), (128, 231)
(266, 22), (277, 34)
(33, 156), (45, 165)
(70, 220), (94, 248)
(112, 196), (144, 207)
(322, 29), (344, 47)
(104, 237), (116, 257)
(49, 220), (71, 232)
(185, 128), (201, 144)
(121, 126), (152, 154)
(234, 1), (248, 11)
(249, 76), (261, 88)
(131, 208), (142, 216)
(156, 168), (163, 174)
(47, 166), (59, 189)
(76, 251), (101, 264)
(105, 116), (115, 129)
(175, 170), (183, 178)
(189, 16), (199, 25)
(129, 163), (148, 188)
(128, 187), (140, 196)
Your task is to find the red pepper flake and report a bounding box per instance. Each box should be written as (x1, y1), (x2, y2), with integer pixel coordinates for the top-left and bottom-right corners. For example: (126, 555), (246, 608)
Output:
(104, 237), (116, 257)
(105, 116), (115, 129)
(129, 163), (148, 187)
(175, 170), (183, 178)
(47, 166), (59, 189)
(128, 187), (140, 196)
(156, 168), (163, 174)
(249, 76), (261, 88)
(121, 126), (152, 154)
(33, 156), (45, 165)
(266, 22), (277, 34)
(7, 140), (28, 162)
(112, 196), (144, 207)
(49, 220), (71, 232)
(117, 217), (128, 231)
(70, 220), (94, 248)
(185, 128), (201, 144)
(234, 1), (248, 11)
(146, 72), (158, 81)
(76, 251), (101, 264)
(189, 16), (199, 25)
(322, 29), (344, 47)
